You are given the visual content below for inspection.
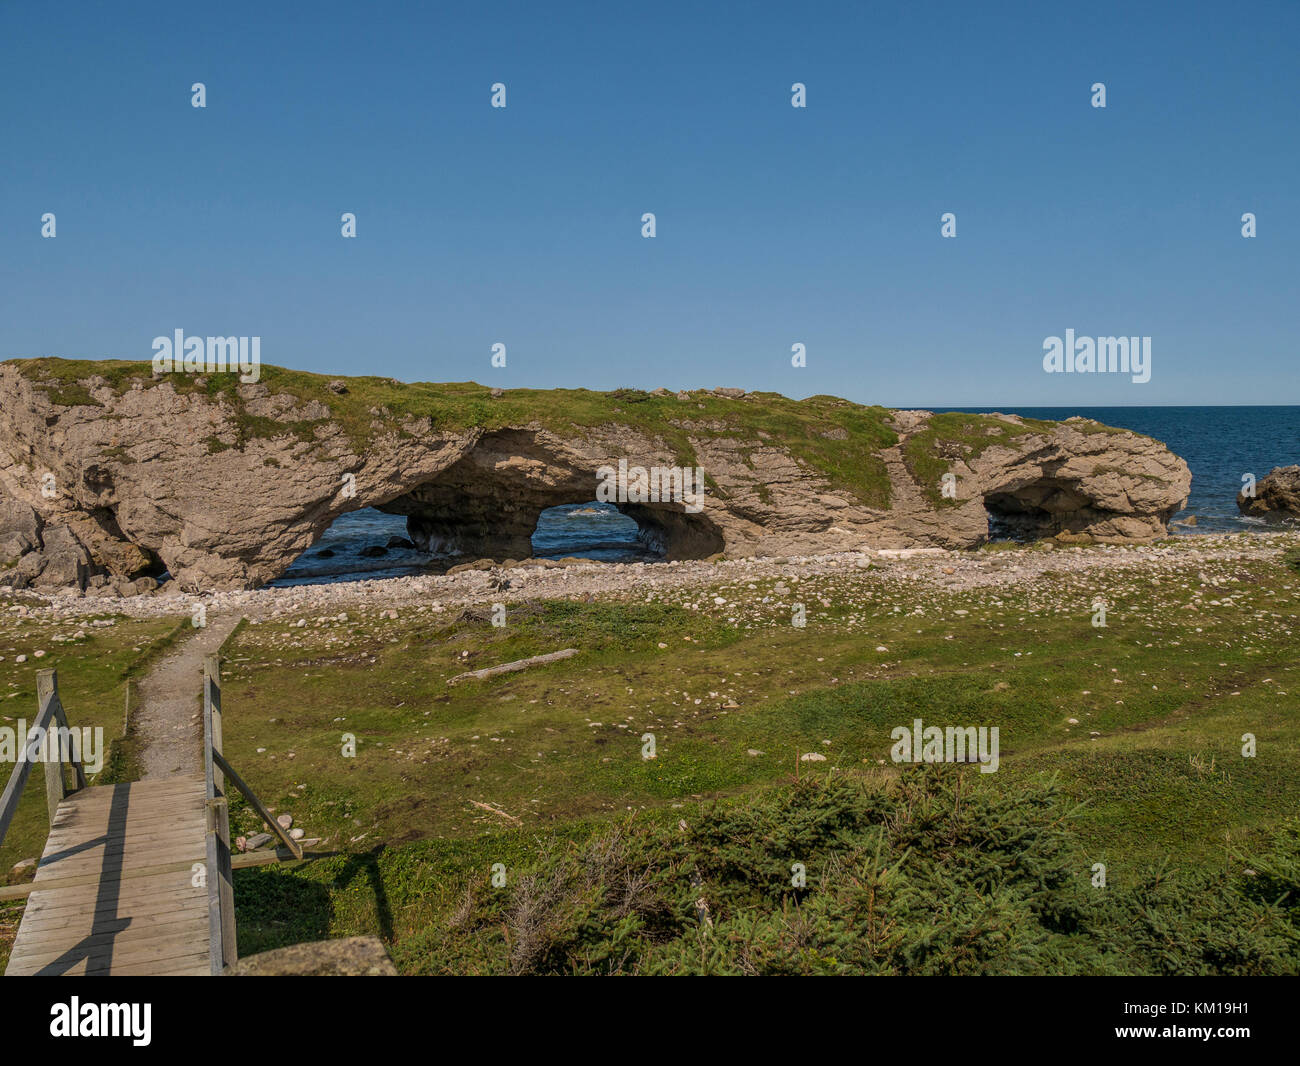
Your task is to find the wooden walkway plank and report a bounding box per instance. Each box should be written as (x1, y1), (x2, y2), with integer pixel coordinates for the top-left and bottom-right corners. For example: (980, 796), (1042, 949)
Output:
(4, 775), (214, 977)
(2, 666), (313, 978)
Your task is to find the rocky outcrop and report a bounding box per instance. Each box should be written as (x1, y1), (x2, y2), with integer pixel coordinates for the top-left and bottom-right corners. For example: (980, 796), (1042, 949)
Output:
(0, 359), (1192, 594)
(1238, 466), (1300, 520)
(224, 935), (398, 975)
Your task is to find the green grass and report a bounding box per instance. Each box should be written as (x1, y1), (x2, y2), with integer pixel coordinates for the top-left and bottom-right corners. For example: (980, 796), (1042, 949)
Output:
(1, 356), (1139, 512)
(231, 769), (1300, 975)
(3, 532), (1296, 974)
(203, 536), (1300, 971)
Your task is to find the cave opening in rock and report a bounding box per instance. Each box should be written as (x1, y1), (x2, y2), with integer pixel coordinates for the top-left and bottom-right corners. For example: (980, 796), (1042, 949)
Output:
(531, 501), (661, 562)
(983, 480), (1090, 542)
(274, 500), (670, 587)
(274, 507), (430, 586)
(984, 491), (1052, 542)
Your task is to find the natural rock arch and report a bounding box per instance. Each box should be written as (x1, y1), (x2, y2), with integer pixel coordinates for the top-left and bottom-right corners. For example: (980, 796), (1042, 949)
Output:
(0, 361), (1192, 594)
(373, 429), (725, 561)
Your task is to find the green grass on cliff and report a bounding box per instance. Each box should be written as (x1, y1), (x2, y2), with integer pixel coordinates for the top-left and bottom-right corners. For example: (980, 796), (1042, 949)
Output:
(6, 356), (943, 511)
(902, 411), (1057, 506)
(903, 412), (1168, 508)
(8, 357), (1166, 514)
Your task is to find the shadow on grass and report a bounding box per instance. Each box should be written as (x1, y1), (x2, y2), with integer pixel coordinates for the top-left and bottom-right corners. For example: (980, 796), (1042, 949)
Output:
(233, 845), (393, 958)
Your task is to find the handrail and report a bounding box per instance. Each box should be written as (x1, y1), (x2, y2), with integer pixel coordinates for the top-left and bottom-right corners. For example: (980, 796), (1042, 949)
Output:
(212, 750), (302, 859)
(202, 654), (237, 974)
(0, 669), (85, 852)
(201, 652), (313, 972)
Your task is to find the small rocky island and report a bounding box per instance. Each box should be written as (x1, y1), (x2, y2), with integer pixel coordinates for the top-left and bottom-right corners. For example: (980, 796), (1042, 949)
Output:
(0, 358), (1192, 595)
(1238, 466), (1300, 520)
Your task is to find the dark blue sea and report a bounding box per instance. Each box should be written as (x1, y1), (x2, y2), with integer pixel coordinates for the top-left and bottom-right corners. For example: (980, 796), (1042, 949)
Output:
(275, 407), (1300, 585)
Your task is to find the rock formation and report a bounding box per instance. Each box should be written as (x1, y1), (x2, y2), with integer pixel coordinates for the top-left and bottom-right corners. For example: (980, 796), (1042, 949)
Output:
(1237, 465), (1300, 520)
(0, 359), (1192, 595)
(224, 935), (398, 976)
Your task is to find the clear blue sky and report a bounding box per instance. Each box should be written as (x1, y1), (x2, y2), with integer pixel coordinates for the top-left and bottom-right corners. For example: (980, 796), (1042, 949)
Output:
(2, 0), (1297, 406)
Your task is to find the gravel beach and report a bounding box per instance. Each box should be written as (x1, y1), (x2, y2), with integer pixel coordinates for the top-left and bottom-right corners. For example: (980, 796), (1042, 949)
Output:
(9, 531), (1296, 625)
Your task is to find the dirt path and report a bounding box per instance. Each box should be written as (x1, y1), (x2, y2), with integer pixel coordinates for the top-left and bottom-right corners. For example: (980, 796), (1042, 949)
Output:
(133, 615), (242, 780)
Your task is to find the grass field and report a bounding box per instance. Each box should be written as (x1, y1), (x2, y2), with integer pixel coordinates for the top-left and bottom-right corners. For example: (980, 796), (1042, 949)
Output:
(2, 537), (1295, 974)
(202, 537), (1300, 971)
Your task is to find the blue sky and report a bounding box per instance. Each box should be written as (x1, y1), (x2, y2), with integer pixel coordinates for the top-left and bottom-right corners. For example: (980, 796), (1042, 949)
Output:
(2, 0), (1297, 406)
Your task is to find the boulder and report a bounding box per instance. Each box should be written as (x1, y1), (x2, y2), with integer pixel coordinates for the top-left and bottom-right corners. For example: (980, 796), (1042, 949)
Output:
(30, 524), (90, 590)
(0, 500), (41, 564)
(1238, 466), (1300, 519)
(223, 935), (398, 976)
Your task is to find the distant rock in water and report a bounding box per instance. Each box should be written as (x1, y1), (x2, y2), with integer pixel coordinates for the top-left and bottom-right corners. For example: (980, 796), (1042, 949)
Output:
(1238, 465), (1300, 519)
(386, 536), (415, 550)
(0, 358), (1192, 594)
(359, 545), (389, 558)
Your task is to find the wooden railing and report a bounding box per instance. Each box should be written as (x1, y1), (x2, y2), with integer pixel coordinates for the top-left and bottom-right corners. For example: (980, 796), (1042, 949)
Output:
(201, 654), (302, 974)
(0, 669), (86, 852)
(202, 653), (237, 974)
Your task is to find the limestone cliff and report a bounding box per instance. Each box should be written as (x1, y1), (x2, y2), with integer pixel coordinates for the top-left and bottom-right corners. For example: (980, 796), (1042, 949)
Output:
(0, 359), (1191, 594)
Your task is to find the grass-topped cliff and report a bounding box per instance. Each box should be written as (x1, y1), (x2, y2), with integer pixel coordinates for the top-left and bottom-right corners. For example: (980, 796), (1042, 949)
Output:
(0, 357), (1194, 592)
(6, 357), (1151, 515)
(7, 357), (903, 509)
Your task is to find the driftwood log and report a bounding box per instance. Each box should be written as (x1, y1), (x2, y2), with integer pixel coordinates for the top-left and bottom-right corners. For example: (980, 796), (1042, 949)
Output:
(447, 648), (578, 685)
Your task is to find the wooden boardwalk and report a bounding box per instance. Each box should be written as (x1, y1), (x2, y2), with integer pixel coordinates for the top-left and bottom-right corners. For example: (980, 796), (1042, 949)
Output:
(2, 660), (305, 977)
(5, 775), (210, 976)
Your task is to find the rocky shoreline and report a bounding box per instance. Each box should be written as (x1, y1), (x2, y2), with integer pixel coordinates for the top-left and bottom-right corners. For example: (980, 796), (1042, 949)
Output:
(6, 530), (1292, 625)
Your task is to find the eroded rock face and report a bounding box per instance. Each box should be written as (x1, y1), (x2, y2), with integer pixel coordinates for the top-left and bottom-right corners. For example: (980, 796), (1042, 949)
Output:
(0, 362), (1192, 594)
(1238, 466), (1300, 520)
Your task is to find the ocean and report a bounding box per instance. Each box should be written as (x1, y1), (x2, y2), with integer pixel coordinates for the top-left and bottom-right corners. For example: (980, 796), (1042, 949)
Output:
(274, 406), (1300, 586)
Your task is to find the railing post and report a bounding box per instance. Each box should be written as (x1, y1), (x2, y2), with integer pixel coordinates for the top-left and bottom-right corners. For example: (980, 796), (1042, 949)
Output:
(37, 670), (65, 825)
(0, 668), (64, 850)
(202, 653), (237, 973)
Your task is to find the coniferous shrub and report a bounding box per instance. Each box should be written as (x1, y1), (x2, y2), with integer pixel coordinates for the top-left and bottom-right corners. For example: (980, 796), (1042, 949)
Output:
(424, 770), (1300, 975)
